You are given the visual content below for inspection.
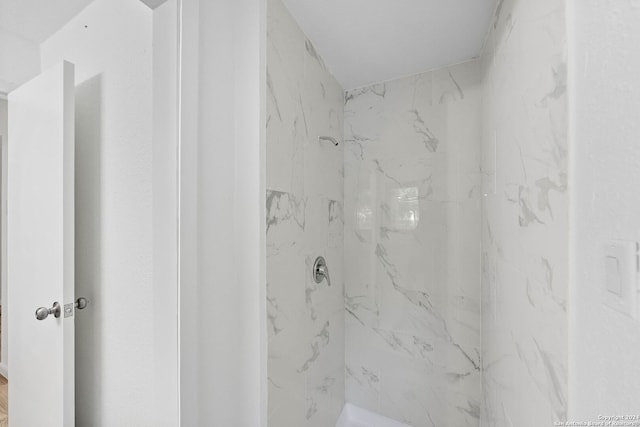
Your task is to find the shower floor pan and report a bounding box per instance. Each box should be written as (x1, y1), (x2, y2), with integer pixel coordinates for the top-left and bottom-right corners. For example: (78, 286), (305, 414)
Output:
(335, 403), (411, 427)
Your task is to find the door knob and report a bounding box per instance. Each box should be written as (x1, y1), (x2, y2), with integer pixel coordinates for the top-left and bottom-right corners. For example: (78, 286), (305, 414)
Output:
(35, 302), (61, 320)
(75, 297), (89, 310)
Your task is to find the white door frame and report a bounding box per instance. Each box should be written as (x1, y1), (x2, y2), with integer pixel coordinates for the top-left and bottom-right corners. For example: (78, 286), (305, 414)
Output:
(0, 133), (7, 379)
(177, 0), (267, 425)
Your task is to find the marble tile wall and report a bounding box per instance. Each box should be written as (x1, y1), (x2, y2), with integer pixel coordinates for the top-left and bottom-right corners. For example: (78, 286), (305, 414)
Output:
(343, 61), (483, 426)
(480, 0), (568, 425)
(267, 0), (567, 425)
(266, 0), (345, 425)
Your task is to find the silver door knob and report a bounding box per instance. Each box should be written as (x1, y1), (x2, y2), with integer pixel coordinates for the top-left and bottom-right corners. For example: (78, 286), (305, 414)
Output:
(35, 301), (61, 320)
(75, 297), (89, 310)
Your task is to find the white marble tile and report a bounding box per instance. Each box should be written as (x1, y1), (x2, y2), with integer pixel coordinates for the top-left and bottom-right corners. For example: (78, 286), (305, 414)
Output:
(433, 60), (483, 106)
(267, 251), (307, 340)
(302, 38), (344, 202)
(268, 313), (312, 419)
(345, 315), (384, 410)
(377, 352), (481, 427)
(266, 0), (345, 425)
(480, 0), (568, 425)
(266, 190), (305, 257)
(306, 366), (345, 427)
(328, 200), (344, 248)
(266, 0), (306, 197)
(305, 311), (345, 426)
(344, 61), (483, 427)
(303, 196), (330, 256)
(268, 386), (307, 427)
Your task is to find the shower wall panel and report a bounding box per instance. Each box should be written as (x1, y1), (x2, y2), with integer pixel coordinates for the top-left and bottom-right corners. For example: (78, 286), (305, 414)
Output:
(480, 0), (568, 425)
(265, 0), (345, 425)
(343, 61), (483, 426)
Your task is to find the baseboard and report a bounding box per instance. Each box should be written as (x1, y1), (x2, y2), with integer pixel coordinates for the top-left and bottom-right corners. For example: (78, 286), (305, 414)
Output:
(0, 363), (8, 380)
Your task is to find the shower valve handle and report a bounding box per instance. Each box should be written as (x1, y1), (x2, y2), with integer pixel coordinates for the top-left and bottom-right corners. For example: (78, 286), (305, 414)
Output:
(313, 256), (331, 286)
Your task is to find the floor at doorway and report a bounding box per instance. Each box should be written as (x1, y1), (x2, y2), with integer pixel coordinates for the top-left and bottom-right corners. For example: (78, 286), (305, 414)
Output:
(0, 375), (7, 427)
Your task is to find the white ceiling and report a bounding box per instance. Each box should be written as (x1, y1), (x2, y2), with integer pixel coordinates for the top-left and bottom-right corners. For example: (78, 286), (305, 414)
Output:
(1, 0), (498, 91)
(281, 0), (498, 89)
(0, 0), (94, 43)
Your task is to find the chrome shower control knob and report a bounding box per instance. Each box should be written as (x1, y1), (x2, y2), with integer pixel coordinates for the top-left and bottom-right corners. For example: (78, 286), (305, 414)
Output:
(313, 256), (331, 286)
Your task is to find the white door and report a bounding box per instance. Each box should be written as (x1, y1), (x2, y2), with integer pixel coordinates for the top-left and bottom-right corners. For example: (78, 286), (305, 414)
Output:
(7, 61), (75, 426)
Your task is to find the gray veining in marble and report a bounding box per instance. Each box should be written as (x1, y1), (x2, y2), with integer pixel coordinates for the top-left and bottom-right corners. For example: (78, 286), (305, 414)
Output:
(266, 0), (567, 425)
(266, 0), (345, 425)
(344, 60), (483, 427)
(480, 0), (568, 425)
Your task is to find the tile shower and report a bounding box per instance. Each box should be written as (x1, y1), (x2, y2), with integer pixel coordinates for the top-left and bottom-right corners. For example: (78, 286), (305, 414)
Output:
(266, 0), (567, 426)
(480, 0), (568, 425)
(266, 0), (345, 425)
(343, 62), (482, 426)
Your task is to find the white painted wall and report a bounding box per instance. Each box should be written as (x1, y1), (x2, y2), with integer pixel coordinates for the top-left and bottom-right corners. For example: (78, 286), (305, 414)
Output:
(39, 0), (178, 424)
(177, 0), (201, 424)
(0, 30), (40, 94)
(179, 0), (267, 425)
(0, 99), (6, 373)
(0, 100), (6, 139)
(569, 0), (640, 418)
(151, 1), (179, 424)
